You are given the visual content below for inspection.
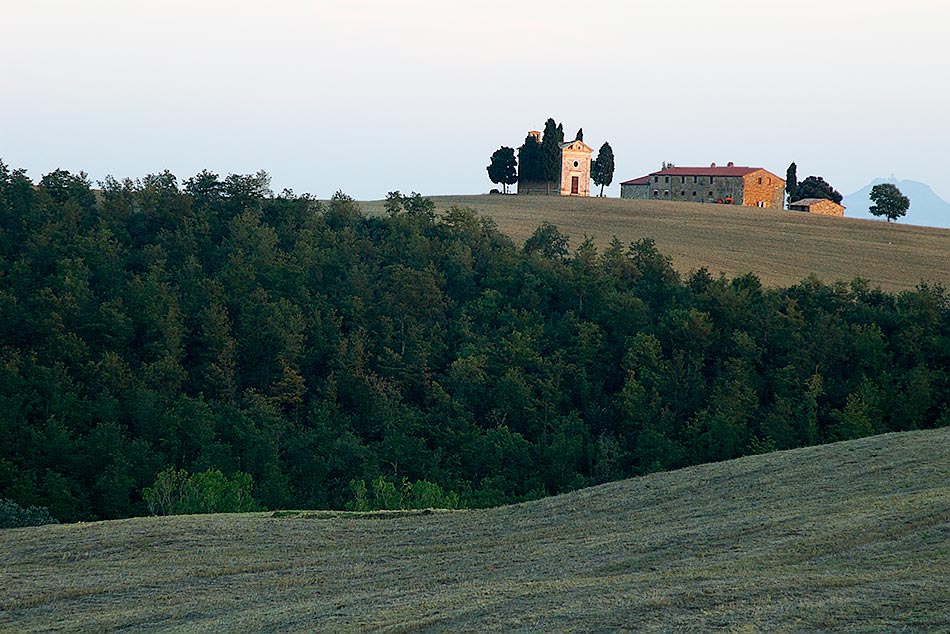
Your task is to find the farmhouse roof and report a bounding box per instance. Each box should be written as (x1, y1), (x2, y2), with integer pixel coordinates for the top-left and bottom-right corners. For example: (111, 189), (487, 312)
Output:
(653, 165), (762, 177)
(790, 198), (846, 209)
(620, 175), (651, 186)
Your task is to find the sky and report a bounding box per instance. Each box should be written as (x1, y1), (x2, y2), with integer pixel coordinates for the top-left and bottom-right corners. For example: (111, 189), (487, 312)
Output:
(2, 0), (949, 202)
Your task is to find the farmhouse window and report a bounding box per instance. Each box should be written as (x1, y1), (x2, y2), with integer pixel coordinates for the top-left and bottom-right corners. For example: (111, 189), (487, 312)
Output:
(693, 176), (698, 183)
(710, 176), (714, 184)
(654, 176), (659, 183)
(665, 176), (670, 183)
(653, 190), (659, 197)
(758, 177), (763, 184)
(692, 191), (697, 196)
(680, 191), (685, 196)
(664, 190), (669, 196)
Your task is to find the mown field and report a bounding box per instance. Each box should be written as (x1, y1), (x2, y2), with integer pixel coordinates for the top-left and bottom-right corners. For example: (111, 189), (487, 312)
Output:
(358, 195), (950, 292)
(3, 427), (948, 632)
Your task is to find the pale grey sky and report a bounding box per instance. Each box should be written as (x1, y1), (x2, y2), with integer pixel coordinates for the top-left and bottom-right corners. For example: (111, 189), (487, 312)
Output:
(2, 1), (948, 201)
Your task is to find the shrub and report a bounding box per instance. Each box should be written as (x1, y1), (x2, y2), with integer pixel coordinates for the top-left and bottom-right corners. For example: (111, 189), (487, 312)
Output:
(347, 476), (462, 511)
(0, 498), (59, 529)
(143, 467), (262, 516)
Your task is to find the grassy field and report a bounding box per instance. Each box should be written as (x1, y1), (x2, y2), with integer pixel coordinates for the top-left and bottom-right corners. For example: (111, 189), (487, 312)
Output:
(2, 427), (948, 632)
(360, 195), (950, 292)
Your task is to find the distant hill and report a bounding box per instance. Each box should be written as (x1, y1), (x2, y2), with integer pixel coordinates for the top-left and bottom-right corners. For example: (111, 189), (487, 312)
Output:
(843, 178), (950, 228)
(3, 428), (947, 631)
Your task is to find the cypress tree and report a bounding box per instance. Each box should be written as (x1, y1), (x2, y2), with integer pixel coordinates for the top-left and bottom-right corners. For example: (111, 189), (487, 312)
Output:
(592, 142), (615, 197)
(518, 134), (543, 184)
(540, 118), (564, 193)
(785, 162), (798, 207)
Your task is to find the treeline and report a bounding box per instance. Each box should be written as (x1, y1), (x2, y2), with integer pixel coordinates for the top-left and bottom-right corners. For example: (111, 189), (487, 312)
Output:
(1, 160), (948, 522)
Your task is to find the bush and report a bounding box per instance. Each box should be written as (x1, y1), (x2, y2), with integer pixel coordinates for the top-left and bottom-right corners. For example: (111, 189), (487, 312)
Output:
(0, 498), (59, 529)
(143, 467), (263, 516)
(347, 476), (462, 511)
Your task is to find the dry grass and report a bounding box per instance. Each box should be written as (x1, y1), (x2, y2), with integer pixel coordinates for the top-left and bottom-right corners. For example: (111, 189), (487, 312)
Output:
(360, 195), (950, 292)
(2, 428), (948, 632)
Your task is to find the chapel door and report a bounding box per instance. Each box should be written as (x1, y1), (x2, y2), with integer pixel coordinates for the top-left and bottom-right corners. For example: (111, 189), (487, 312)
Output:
(571, 176), (579, 195)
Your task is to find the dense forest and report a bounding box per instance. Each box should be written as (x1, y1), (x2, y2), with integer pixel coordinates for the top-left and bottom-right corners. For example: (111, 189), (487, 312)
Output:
(1, 159), (948, 522)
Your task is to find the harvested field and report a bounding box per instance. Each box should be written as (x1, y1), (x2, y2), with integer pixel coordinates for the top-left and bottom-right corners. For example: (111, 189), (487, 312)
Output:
(2, 428), (948, 632)
(359, 195), (950, 292)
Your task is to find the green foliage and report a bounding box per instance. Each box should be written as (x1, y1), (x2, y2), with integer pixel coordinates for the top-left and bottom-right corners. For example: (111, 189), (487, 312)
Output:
(868, 183), (910, 222)
(487, 147), (518, 194)
(523, 222), (569, 259)
(793, 175), (843, 204)
(591, 142), (615, 196)
(143, 467), (262, 516)
(517, 134), (543, 183)
(347, 476), (462, 511)
(0, 498), (59, 528)
(785, 162), (797, 206)
(2, 156), (950, 523)
(540, 118), (565, 184)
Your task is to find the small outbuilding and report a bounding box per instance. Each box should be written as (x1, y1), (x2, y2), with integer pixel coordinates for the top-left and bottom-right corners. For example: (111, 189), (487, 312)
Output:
(619, 175), (651, 199)
(789, 198), (845, 217)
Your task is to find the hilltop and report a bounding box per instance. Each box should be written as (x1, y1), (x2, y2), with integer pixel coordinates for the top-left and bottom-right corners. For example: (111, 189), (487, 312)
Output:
(360, 195), (950, 292)
(2, 427), (948, 632)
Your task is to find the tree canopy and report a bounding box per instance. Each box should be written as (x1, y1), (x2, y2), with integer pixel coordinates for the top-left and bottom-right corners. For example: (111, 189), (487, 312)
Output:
(517, 134), (543, 183)
(868, 183), (910, 223)
(591, 142), (615, 197)
(785, 162), (798, 207)
(487, 147), (518, 193)
(540, 118), (565, 187)
(1, 157), (949, 524)
(793, 175), (843, 204)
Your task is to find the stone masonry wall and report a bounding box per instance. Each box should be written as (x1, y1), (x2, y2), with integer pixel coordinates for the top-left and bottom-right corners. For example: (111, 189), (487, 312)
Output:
(559, 144), (591, 197)
(806, 199), (845, 216)
(647, 174), (745, 204)
(741, 170), (786, 209)
(621, 184), (651, 199)
(517, 180), (558, 195)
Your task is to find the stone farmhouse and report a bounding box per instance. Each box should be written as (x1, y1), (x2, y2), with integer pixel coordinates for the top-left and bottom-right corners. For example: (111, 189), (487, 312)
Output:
(621, 163), (785, 209)
(788, 198), (845, 217)
(517, 131), (593, 197)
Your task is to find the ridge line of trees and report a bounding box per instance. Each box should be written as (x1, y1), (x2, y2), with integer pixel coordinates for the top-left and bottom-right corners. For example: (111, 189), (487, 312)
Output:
(1, 158), (947, 523)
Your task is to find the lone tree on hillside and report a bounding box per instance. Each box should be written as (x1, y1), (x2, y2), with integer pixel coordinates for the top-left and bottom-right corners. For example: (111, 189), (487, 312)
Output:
(487, 146), (518, 194)
(517, 133), (543, 184)
(785, 162), (798, 207)
(868, 183), (910, 223)
(591, 142), (615, 197)
(794, 175), (843, 204)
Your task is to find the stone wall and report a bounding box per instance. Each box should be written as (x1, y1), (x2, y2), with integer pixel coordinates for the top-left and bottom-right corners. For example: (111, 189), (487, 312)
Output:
(559, 142), (592, 197)
(646, 174), (745, 204)
(741, 170), (786, 209)
(620, 184), (651, 199)
(517, 180), (558, 195)
(795, 199), (845, 216)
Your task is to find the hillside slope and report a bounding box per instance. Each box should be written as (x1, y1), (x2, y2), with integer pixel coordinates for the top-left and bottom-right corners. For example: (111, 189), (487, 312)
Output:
(362, 195), (950, 292)
(3, 428), (948, 632)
